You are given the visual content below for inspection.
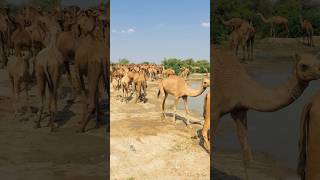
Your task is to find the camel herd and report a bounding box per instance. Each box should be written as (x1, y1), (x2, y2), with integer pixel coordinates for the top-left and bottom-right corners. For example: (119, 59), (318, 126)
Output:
(111, 63), (211, 151)
(218, 13), (315, 62)
(0, 4), (109, 132)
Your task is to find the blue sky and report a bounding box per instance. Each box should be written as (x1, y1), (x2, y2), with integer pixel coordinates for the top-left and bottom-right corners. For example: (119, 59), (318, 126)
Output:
(111, 0), (210, 63)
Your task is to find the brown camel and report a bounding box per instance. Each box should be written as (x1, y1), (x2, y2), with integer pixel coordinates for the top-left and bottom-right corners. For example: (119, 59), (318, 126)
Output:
(7, 50), (32, 118)
(202, 92), (210, 152)
(300, 15), (314, 47)
(217, 16), (246, 30)
(298, 91), (320, 180)
(229, 22), (255, 61)
(157, 75), (209, 127)
(257, 13), (289, 38)
(74, 34), (108, 133)
(35, 21), (63, 131)
(212, 48), (320, 166)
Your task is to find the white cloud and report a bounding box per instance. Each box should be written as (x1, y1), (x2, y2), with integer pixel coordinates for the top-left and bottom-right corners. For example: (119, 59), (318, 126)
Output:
(112, 29), (117, 33)
(127, 28), (135, 33)
(121, 30), (126, 33)
(201, 22), (210, 28)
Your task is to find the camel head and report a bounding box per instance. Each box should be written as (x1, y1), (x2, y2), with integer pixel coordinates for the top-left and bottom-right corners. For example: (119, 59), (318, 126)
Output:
(202, 77), (210, 88)
(294, 53), (320, 82)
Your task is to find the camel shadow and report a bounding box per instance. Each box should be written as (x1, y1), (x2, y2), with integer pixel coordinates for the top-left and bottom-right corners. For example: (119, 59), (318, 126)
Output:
(211, 168), (242, 180)
(165, 112), (202, 126)
(55, 101), (76, 128)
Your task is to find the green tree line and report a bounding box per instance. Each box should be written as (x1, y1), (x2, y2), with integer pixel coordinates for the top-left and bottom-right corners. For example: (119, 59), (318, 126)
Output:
(114, 58), (210, 74)
(162, 58), (210, 74)
(211, 0), (320, 44)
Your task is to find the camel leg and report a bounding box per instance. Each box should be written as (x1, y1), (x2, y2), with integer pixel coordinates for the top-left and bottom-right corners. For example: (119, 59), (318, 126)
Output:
(13, 78), (20, 117)
(160, 93), (168, 119)
(95, 91), (101, 129)
(24, 79), (32, 115)
(9, 76), (17, 119)
(79, 66), (100, 133)
(202, 115), (210, 152)
(36, 77), (45, 128)
(231, 110), (253, 163)
(231, 110), (252, 180)
(182, 96), (192, 128)
(172, 97), (179, 123)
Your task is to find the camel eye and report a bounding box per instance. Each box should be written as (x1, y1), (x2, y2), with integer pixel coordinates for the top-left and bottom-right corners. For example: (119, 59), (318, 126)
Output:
(300, 64), (309, 72)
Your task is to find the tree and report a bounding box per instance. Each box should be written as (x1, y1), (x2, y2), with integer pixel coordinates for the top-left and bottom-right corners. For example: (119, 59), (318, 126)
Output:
(118, 58), (130, 65)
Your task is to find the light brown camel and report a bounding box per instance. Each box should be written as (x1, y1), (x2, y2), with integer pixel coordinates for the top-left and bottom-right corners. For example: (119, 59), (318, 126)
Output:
(298, 91), (320, 180)
(180, 67), (190, 79)
(217, 16), (246, 30)
(300, 15), (314, 47)
(120, 73), (130, 103)
(229, 22), (255, 61)
(212, 48), (320, 166)
(163, 68), (175, 78)
(202, 92), (210, 152)
(7, 50), (32, 118)
(133, 71), (147, 103)
(257, 13), (289, 38)
(157, 75), (209, 127)
(35, 21), (63, 131)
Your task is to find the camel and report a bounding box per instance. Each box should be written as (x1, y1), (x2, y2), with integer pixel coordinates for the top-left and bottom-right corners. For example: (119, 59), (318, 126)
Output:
(300, 15), (314, 47)
(7, 50), (32, 118)
(10, 14), (32, 56)
(257, 13), (289, 38)
(74, 34), (108, 133)
(133, 72), (147, 103)
(120, 73), (130, 103)
(180, 67), (190, 79)
(298, 91), (320, 180)
(157, 75), (209, 127)
(217, 16), (246, 30)
(202, 92), (210, 152)
(34, 21), (63, 131)
(163, 68), (175, 78)
(229, 22), (255, 61)
(212, 48), (320, 166)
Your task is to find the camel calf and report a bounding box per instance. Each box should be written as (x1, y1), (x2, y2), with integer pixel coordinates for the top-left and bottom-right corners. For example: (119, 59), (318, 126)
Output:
(298, 91), (320, 180)
(7, 51), (32, 117)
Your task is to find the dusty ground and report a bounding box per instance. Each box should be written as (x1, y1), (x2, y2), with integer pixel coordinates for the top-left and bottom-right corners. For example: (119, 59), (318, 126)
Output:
(214, 36), (320, 180)
(110, 76), (210, 180)
(0, 69), (108, 180)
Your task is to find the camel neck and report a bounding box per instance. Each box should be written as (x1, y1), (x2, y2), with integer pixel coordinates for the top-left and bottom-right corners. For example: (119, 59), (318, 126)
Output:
(243, 73), (308, 112)
(185, 83), (206, 97)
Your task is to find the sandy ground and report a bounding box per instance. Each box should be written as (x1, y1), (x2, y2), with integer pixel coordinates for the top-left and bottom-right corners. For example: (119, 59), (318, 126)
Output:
(110, 77), (210, 180)
(0, 69), (108, 180)
(213, 37), (320, 180)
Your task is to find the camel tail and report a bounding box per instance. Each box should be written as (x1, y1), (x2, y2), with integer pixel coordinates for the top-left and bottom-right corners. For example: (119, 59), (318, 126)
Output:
(298, 103), (312, 180)
(44, 64), (54, 92)
(157, 89), (160, 99)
